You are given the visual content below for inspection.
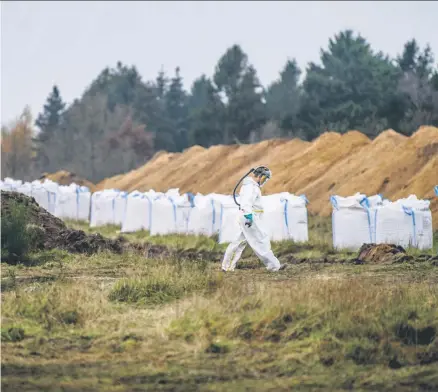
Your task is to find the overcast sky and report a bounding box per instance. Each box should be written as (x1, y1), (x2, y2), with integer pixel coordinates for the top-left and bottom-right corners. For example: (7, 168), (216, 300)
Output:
(1, 1), (438, 126)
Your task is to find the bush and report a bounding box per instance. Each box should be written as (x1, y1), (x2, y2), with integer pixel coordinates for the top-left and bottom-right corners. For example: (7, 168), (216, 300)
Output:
(1, 200), (40, 261)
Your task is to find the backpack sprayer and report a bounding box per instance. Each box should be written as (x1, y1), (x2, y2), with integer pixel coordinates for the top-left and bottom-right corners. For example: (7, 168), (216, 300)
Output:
(233, 166), (272, 208)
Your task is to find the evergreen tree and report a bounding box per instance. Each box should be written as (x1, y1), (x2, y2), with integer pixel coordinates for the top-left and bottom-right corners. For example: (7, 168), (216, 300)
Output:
(34, 85), (66, 171)
(165, 67), (189, 151)
(151, 69), (175, 152)
(300, 30), (400, 138)
(265, 59), (302, 136)
(188, 75), (224, 147)
(86, 62), (142, 111)
(214, 44), (266, 143)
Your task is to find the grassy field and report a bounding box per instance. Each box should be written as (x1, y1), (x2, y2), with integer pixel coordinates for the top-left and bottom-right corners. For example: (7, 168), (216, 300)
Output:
(1, 216), (438, 391)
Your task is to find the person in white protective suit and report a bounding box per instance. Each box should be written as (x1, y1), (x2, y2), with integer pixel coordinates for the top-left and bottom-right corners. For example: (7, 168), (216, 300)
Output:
(221, 166), (285, 272)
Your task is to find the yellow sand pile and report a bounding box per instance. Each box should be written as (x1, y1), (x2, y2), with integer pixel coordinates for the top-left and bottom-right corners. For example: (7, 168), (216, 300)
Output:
(39, 170), (95, 191)
(96, 127), (438, 228)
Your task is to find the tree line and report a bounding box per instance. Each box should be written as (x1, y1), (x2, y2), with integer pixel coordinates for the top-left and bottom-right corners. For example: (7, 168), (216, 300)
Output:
(2, 30), (437, 183)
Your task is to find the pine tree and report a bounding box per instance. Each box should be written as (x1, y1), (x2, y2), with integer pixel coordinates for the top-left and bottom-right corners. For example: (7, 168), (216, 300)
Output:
(188, 75), (224, 147)
(165, 67), (189, 151)
(214, 44), (266, 144)
(34, 85), (66, 171)
(265, 59), (302, 136)
(300, 30), (400, 138)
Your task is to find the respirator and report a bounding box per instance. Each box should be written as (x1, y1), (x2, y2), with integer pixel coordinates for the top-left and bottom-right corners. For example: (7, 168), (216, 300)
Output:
(233, 165), (272, 208)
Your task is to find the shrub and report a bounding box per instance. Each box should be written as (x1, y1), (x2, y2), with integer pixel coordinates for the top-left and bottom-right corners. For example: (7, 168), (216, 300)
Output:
(1, 200), (44, 262)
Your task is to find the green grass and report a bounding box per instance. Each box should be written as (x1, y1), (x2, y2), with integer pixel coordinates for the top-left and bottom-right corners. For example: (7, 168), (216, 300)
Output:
(108, 258), (222, 305)
(66, 215), (438, 257)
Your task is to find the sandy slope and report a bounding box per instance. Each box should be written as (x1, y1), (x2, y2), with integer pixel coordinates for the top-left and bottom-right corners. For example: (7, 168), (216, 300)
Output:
(92, 126), (437, 228)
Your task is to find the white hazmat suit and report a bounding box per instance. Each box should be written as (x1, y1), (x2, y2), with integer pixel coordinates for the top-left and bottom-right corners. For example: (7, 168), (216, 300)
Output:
(221, 176), (281, 272)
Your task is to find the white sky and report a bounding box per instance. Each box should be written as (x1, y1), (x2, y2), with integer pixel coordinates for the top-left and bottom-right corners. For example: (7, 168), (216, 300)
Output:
(1, 1), (438, 126)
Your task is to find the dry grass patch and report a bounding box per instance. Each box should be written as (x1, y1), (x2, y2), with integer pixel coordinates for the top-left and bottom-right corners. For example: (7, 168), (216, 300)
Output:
(109, 258), (223, 305)
(168, 277), (438, 369)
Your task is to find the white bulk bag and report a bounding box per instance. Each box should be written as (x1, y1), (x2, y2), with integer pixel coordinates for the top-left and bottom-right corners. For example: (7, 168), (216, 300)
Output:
(90, 190), (119, 227)
(416, 209), (433, 250)
(218, 197), (240, 244)
(113, 191), (129, 226)
(285, 194), (309, 243)
(31, 183), (51, 211)
(53, 184), (89, 221)
(53, 185), (75, 219)
(187, 195), (222, 236)
(150, 197), (177, 236)
(331, 193), (375, 251)
(77, 186), (91, 221)
(121, 191), (152, 233)
(260, 193), (309, 243)
(375, 196), (433, 250)
(172, 193), (195, 235)
(42, 180), (59, 214)
(262, 193), (290, 242)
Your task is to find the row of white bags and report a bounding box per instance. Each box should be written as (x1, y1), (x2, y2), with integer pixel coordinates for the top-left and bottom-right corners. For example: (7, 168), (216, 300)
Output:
(0, 178), (91, 221)
(2, 177), (435, 249)
(218, 193), (309, 244)
(331, 193), (433, 251)
(90, 189), (309, 243)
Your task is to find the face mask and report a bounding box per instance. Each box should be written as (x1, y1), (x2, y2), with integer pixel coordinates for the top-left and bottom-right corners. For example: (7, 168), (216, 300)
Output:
(258, 175), (270, 187)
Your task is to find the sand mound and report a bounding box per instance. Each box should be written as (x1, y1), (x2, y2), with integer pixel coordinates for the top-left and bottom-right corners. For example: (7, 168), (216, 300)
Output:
(96, 126), (438, 228)
(39, 170), (95, 191)
(373, 129), (407, 146)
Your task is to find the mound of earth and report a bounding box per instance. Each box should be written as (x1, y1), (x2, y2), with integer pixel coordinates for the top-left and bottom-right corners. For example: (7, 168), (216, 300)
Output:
(1, 191), (126, 255)
(96, 126), (438, 229)
(1, 190), (66, 241)
(1, 191), (221, 261)
(356, 243), (411, 264)
(355, 243), (437, 264)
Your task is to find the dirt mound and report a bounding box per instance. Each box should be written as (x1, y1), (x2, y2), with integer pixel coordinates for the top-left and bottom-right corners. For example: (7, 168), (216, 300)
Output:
(2, 191), (124, 255)
(356, 244), (410, 264)
(51, 230), (125, 255)
(1, 190), (66, 240)
(39, 170), (95, 191)
(355, 243), (437, 265)
(1, 191), (222, 261)
(96, 126), (438, 228)
(372, 129), (407, 146)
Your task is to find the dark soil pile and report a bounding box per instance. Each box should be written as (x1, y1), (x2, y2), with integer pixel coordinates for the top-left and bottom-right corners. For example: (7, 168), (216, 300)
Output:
(1, 191), (221, 261)
(355, 243), (438, 264)
(1, 190), (66, 241)
(1, 191), (126, 255)
(356, 243), (411, 264)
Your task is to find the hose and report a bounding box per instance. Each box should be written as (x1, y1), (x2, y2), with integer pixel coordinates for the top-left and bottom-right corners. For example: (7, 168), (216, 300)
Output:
(233, 168), (255, 208)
